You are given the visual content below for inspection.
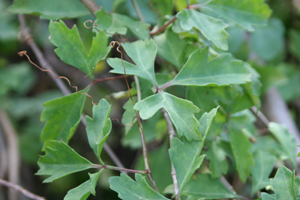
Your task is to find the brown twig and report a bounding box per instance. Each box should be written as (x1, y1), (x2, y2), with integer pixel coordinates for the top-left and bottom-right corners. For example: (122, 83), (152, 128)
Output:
(18, 14), (125, 170)
(0, 179), (46, 200)
(150, 16), (177, 36)
(79, 0), (100, 16)
(161, 108), (179, 200)
(92, 75), (127, 84)
(91, 164), (148, 174)
(251, 106), (269, 128)
(109, 41), (158, 191)
(131, 0), (145, 22)
(0, 111), (20, 200)
(0, 127), (8, 180)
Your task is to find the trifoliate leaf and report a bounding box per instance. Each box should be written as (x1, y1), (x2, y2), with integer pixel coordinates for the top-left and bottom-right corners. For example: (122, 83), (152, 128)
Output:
(169, 108), (218, 195)
(177, 9), (229, 50)
(261, 166), (297, 200)
(36, 140), (92, 183)
(95, 9), (149, 39)
(171, 47), (252, 87)
(7, 0), (89, 20)
(85, 99), (112, 164)
(269, 122), (297, 168)
(64, 171), (103, 200)
(107, 39), (158, 86)
(40, 89), (88, 143)
(109, 173), (169, 200)
(49, 20), (110, 79)
(229, 126), (254, 183)
(180, 174), (238, 199)
(134, 91), (200, 141)
(201, 0), (272, 32)
(251, 150), (276, 194)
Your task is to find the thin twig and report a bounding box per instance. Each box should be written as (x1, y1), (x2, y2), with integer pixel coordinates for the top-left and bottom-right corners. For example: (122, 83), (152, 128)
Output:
(161, 108), (179, 200)
(92, 75), (127, 85)
(110, 41), (158, 191)
(131, 0), (145, 22)
(0, 111), (20, 200)
(0, 127), (8, 180)
(135, 76), (158, 191)
(0, 179), (46, 200)
(150, 16), (177, 36)
(18, 14), (125, 169)
(79, 0), (100, 16)
(251, 106), (269, 127)
(91, 164), (148, 174)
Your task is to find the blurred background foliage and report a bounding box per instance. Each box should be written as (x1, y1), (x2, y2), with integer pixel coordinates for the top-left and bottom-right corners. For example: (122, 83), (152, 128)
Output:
(1, 0), (300, 199)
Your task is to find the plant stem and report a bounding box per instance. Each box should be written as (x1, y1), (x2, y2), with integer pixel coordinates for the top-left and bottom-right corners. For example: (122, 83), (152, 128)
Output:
(150, 16), (177, 36)
(134, 75), (158, 191)
(161, 108), (180, 200)
(18, 14), (125, 170)
(0, 179), (46, 200)
(79, 0), (100, 16)
(149, 1), (211, 36)
(92, 75), (127, 85)
(131, 0), (145, 22)
(159, 81), (174, 90)
(0, 111), (20, 200)
(250, 106), (269, 127)
(91, 164), (148, 174)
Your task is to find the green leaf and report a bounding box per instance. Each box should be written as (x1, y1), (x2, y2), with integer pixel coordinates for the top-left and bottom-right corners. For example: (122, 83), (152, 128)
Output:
(251, 150), (276, 194)
(85, 99), (112, 164)
(229, 126), (254, 183)
(49, 20), (110, 79)
(134, 91), (201, 141)
(206, 138), (229, 178)
(153, 29), (196, 70)
(201, 0), (272, 31)
(269, 122), (297, 168)
(109, 173), (169, 200)
(149, 0), (173, 25)
(40, 89), (88, 143)
(180, 174), (238, 199)
(107, 39), (158, 86)
(122, 111), (165, 149)
(177, 9), (229, 50)
(122, 97), (138, 135)
(261, 166), (297, 200)
(95, 9), (149, 39)
(171, 47), (251, 87)
(250, 18), (285, 62)
(277, 64), (300, 101)
(7, 0), (89, 19)
(135, 141), (172, 192)
(36, 140), (92, 183)
(289, 29), (300, 61)
(169, 108), (218, 195)
(64, 171), (103, 200)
